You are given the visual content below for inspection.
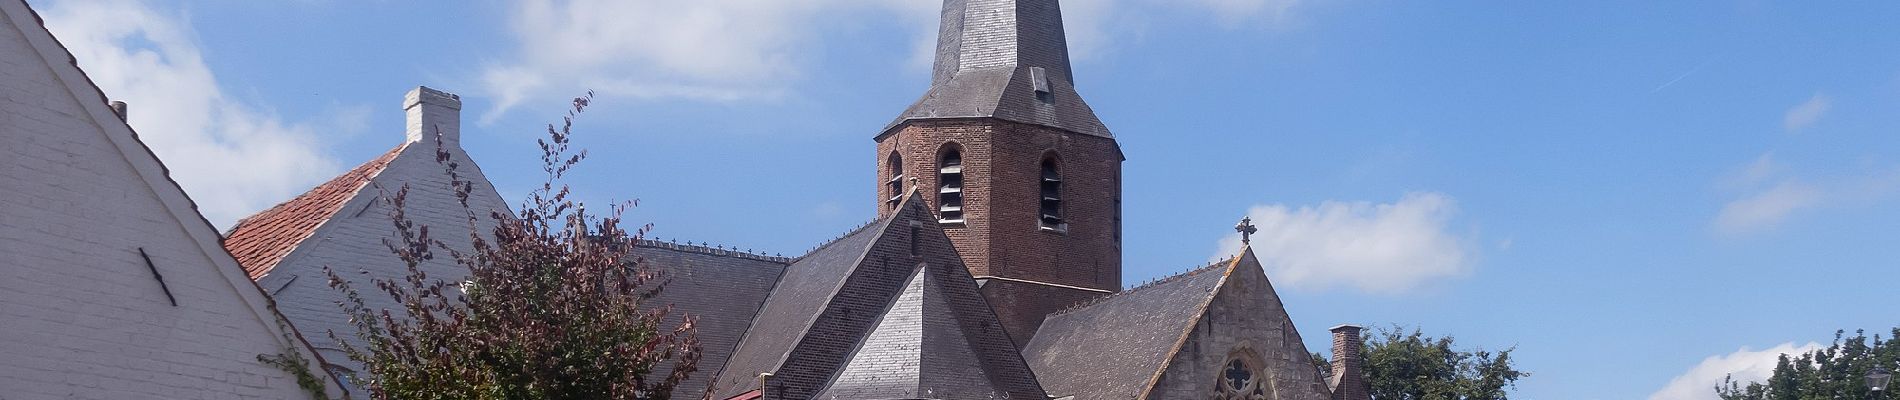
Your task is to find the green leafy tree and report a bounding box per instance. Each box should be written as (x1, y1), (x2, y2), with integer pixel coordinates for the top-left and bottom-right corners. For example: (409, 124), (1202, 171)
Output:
(1315, 326), (1527, 399)
(1716, 328), (1899, 400)
(327, 93), (701, 399)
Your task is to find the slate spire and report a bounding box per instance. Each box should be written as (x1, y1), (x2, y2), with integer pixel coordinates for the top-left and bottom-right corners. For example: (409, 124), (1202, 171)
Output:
(931, 0), (1075, 86)
(884, 0), (1112, 138)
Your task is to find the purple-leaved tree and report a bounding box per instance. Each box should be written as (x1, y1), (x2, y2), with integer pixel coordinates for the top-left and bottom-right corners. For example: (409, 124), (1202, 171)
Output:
(327, 92), (700, 399)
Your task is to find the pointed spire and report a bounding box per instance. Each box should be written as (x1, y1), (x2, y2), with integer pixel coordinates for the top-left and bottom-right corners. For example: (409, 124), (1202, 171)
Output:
(931, 0), (1075, 86)
(884, 0), (1112, 138)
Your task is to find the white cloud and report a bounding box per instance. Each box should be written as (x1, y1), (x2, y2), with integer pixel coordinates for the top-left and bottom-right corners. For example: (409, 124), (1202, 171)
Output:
(1649, 342), (1821, 400)
(1714, 182), (1821, 234)
(1216, 192), (1472, 293)
(1783, 93), (1830, 132)
(479, 0), (1307, 119)
(38, 0), (343, 227)
(480, 0), (934, 121)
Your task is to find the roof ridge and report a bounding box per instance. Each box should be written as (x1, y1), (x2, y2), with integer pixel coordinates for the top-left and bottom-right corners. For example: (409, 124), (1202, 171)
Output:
(791, 216), (884, 260)
(222, 143), (407, 279)
(226, 144), (405, 232)
(634, 238), (792, 264)
(1048, 255), (1238, 317)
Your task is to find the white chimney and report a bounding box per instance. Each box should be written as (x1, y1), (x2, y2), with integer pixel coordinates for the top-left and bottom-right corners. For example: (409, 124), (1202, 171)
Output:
(404, 86), (462, 147)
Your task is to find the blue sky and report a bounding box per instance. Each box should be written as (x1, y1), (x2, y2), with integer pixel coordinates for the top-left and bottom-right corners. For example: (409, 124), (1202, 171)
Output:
(30, 0), (1900, 398)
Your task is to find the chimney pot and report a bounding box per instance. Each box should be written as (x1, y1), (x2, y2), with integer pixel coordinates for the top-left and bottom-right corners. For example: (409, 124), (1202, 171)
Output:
(404, 86), (462, 147)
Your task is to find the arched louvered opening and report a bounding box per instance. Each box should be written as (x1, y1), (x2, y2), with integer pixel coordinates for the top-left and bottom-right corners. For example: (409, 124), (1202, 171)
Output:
(1040, 154), (1065, 231)
(939, 145), (964, 223)
(886, 152), (904, 211)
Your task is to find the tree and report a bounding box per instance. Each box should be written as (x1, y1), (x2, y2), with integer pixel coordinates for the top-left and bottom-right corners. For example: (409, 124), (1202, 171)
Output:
(1315, 326), (1527, 400)
(1716, 328), (1899, 400)
(326, 93), (701, 399)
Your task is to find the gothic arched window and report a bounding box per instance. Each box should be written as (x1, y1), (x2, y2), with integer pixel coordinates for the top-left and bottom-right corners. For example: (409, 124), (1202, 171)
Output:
(887, 152), (904, 211)
(938, 146), (964, 223)
(1038, 155), (1064, 231)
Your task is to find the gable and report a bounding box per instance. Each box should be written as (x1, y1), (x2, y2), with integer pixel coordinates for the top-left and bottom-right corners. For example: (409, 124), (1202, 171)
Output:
(1021, 258), (1229, 399)
(814, 228), (1044, 400)
(709, 217), (890, 398)
(1145, 250), (1332, 400)
(241, 121), (515, 392)
(0, 0), (338, 396)
(712, 195), (1044, 400)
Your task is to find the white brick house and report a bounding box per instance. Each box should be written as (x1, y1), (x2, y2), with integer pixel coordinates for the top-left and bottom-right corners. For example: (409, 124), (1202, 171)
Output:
(0, 0), (343, 398)
(221, 85), (511, 395)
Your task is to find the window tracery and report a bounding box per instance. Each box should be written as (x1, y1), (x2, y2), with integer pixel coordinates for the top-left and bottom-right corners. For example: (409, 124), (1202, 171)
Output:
(1211, 349), (1268, 400)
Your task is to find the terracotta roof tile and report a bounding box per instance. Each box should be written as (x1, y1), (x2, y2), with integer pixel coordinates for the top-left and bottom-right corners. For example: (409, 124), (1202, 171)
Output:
(222, 144), (405, 279)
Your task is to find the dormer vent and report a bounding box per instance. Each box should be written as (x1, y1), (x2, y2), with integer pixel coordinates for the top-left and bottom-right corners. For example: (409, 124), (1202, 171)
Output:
(1031, 67), (1051, 94)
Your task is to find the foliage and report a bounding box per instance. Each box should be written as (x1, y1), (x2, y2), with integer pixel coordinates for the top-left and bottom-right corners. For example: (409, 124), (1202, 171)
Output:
(326, 93), (700, 399)
(258, 350), (328, 399)
(1316, 326), (1527, 400)
(1716, 328), (1899, 400)
(258, 300), (330, 399)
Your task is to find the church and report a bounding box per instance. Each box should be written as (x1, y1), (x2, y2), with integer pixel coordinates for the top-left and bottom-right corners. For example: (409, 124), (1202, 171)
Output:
(214, 0), (1374, 399)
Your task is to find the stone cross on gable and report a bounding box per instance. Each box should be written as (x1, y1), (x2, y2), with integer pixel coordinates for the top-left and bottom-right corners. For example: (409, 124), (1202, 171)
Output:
(1235, 217), (1257, 245)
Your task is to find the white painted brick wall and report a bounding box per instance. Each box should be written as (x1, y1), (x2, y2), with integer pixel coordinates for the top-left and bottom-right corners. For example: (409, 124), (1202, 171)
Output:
(257, 87), (512, 392)
(0, 6), (323, 398)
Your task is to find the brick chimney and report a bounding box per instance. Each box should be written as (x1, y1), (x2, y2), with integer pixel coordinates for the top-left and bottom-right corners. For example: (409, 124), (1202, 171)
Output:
(404, 86), (461, 148)
(1329, 324), (1369, 400)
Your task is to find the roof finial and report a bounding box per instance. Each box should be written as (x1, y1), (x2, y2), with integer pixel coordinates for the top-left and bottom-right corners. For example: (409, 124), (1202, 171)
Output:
(1235, 216), (1258, 246)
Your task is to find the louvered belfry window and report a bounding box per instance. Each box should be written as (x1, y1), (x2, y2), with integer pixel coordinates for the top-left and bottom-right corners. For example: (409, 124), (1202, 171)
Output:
(1040, 155), (1064, 230)
(887, 153), (904, 211)
(939, 148), (964, 223)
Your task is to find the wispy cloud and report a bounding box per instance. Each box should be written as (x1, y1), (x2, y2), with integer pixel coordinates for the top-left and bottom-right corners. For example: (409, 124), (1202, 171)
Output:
(1649, 342), (1821, 400)
(38, 0), (347, 227)
(1714, 182), (1822, 234)
(1782, 93), (1831, 133)
(1713, 152), (1900, 235)
(478, 0), (935, 121)
(478, 0), (1310, 120)
(1215, 192), (1474, 293)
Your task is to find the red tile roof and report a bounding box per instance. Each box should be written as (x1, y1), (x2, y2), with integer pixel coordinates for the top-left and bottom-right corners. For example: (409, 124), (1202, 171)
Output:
(223, 144), (406, 279)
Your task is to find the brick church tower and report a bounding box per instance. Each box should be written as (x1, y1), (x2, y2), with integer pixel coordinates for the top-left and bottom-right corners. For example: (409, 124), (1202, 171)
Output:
(874, 0), (1123, 346)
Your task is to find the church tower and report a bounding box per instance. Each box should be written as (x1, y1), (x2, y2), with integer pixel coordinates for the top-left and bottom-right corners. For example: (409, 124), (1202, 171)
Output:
(875, 0), (1124, 346)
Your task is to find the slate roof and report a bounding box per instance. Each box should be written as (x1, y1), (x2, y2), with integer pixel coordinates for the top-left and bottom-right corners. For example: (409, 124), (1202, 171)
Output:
(709, 195), (1045, 400)
(884, 0), (1112, 138)
(708, 217), (892, 398)
(222, 144), (405, 279)
(628, 240), (789, 400)
(813, 258), (1039, 400)
(1021, 256), (1240, 399)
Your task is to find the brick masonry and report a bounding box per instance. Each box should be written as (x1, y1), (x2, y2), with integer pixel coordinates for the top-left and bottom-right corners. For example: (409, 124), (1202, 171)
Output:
(875, 118), (1122, 343)
(1329, 324), (1370, 400)
(0, 2), (335, 396)
(760, 199), (1042, 400)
